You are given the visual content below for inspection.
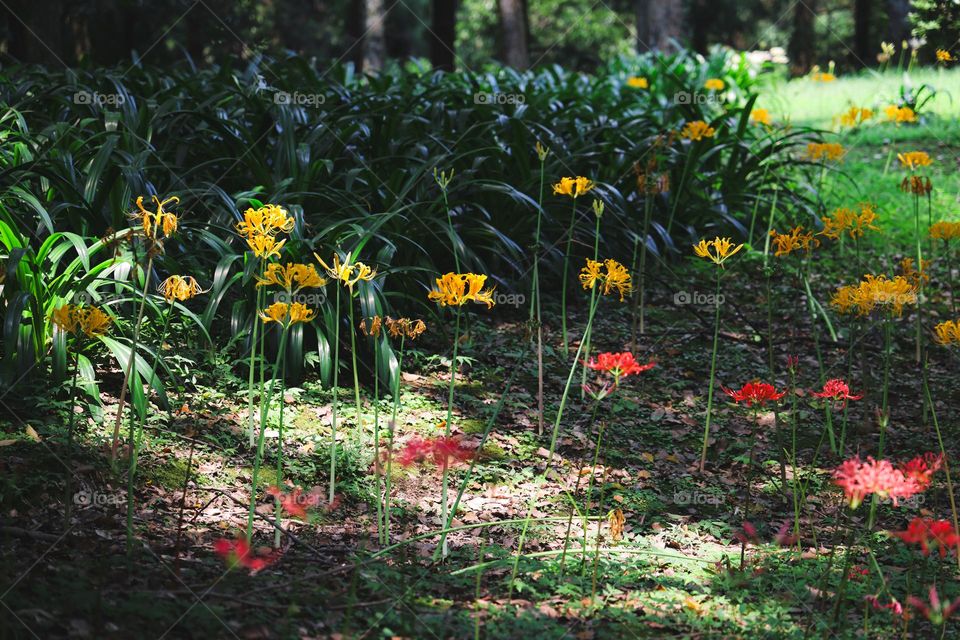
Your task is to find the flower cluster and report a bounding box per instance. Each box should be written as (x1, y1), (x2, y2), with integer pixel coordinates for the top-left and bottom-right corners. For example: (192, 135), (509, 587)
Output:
(587, 352), (655, 379)
(811, 378), (862, 406)
(884, 105), (917, 124)
(934, 320), (960, 346)
(552, 176), (595, 198)
(315, 254), (377, 289)
(158, 275), (205, 302)
(897, 150), (932, 171)
(704, 78), (725, 90)
(819, 203), (880, 240)
(908, 587), (960, 624)
(428, 272), (496, 308)
(626, 76), (648, 89)
(213, 536), (278, 572)
(929, 221), (960, 241)
(579, 258), (632, 301)
(50, 304), (112, 338)
(805, 142), (845, 162)
(899, 453), (943, 491)
(681, 120), (715, 141)
(900, 174), (933, 196)
(721, 381), (786, 407)
(750, 108), (772, 125)
(394, 435), (474, 470)
(259, 301), (316, 326)
(257, 263), (327, 291)
(237, 204), (295, 259)
(830, 274), (918, 317)
(838, 106), (872, 128)
(384, 316), (427, 340)
(769, 226), (820, 256)
(898, 257), (930, 289)
(265, 485), (328, 520)
(130, 195), (180, 242)
(833, 456), (925, 509)
(692, 236), (743, 267)
(937, 49), (954, 63)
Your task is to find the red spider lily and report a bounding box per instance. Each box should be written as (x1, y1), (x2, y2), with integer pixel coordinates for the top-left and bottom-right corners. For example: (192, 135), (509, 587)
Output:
(586, 352), (655, 380)
(899, 453), (943, 491)
(213, 536), (278, 572)
(833, 456), (923, 509)
(908, 586), (960, 625)
(811, 378), (863, 406)
(865, 595), (904, 617)
(266, 485), (332, 519)
(395, 436), (474, 470)
(734, 521), (759, 545)
(721, 381), (786, 407)
(890, 517), (960, 557)
(847, 566), (869, 581)
(786, 355), (799, 372)
(774, 521), (799, 547)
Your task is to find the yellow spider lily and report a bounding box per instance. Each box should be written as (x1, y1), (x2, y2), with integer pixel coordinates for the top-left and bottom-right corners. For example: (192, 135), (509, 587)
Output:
(552, 176), (595, 198)
(898, 151), (932, 171)
(256, 263), (327, 291)
(769, 226), (820, 256)
(158, 275), (205, 302)
(704, 78), (724, 90)
(51, 304), (112, 338)
(934, 320), (960, 345)
(259, 301), (316, 326)
(578, 258), (632, 301)
(831, 274), (917, 317)
(236, 204), (295, 239)
(692, 237), (743, 267)
(750, 109), (772, 126)
(359, 316), (383, 337)
(427, 273), (496, 308)
(247, 234), (286, 260)
(626, 76), (648, 89)
(681, 120), (715, 141)
(930, 221), (960, 241)
(884, 105), (917, 124)
(132, 195), (180, 240)
(805, 142), (845, 162)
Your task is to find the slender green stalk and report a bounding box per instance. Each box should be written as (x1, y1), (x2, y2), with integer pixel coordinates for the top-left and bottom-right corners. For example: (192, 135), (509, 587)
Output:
(530, 154), (547, 435)
(439, 306), (463, 559)
(913, 191), (924, 364)
(274, 327), (289, 549)
(329, 285), (341, 505)
(347, 290), (363, 435)
(62, 353), (81, 530)
(560, 198), (577, 354)
(788, 363), (801, 548)
(666, 153), (692, 237)
(698, 267), (722, 473)
(579, 212), (601, 399)
(631, 195), (653, 348)
(510, 293), (602, 595)
(246, 327), (290, 541)
(560, 399), (602, 575)
(372, 332), (384, 545)
(384, 334), (405, 544)
(140, 303), (174, 447)
(922, 359), (960, 572)
(247, 265), (266, 447)
(583, 420), (606, 576)
(879, 319), (892, 458)
(110, 253), (154, 462)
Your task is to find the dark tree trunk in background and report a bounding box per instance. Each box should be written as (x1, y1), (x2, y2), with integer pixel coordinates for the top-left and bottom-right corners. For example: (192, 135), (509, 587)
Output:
(690, 0), (709, 54)
(886, 0), (910, 47)
(498, 0), (529, 69)
(363, 0), (387, 72)
(788, 0), (817, 75)
(346, 0), (366, 70)
(429, 0), (457, 71)
(3, 0), (68, 64)
(635, 0), (685, 52)
(853, 0), (873, 67)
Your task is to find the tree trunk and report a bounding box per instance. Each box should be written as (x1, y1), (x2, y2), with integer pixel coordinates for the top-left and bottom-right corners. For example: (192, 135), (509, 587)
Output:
(346, 0), (366, 71)
(429, 0), (457, 71)
(690, 0), (709, 54)
(498, 0), (529, 69)
(363, 0), (387, 72)
(3, 0), (68, 65)
(635, 0), (685, 53)
(788, 0), (817, 75)
(853, 0), (873, 68)
(885, 0), (910, 47)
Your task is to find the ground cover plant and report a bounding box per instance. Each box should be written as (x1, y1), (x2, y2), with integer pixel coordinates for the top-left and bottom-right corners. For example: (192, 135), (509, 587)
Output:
(3, 3), (960, 639)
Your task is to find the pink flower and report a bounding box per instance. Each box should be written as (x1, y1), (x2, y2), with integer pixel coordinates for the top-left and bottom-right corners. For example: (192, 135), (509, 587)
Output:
(833, 456), (922, 509)
(395, 436), (474, 470)
(889, 517), (960, 557)
(865, 594), (904, 617)
(213, 536), (278, 572)
(266, 485), (330, 519)
(899, 453), (943, 491)
(908, 586), (960, 624)
(586, 352), (655, 380)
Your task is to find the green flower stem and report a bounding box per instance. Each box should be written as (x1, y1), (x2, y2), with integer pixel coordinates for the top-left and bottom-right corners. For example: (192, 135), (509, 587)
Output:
(530, 156), (546, 435)
(373, 333), (384, 545)
(879, 319), (892, 458)
(111, 253), (154, 463)
(698, 267), (723, 473)
(439, 306), (463, 559)
(385, 334), (406, 545)
(141, 302), (174, 447)
(559, 397), (603, 575)
(347, 288), (363, 435)
(442, 186), (460, 274)
(510, 292), (602, 595)
(579, 213), (601, 400)
(922, 359), (960, 573)
(246, 326), (290, 542)
(329, 285), (341, 505)
(62, 352), (81, 531)
(560, 198), (578, 354)
(914, 190), (923, 364)
(248, 264), (265, 447)
(631, 194), (653, 348)
(274, 326), (289, 549)
(789, 365), (801, 548)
